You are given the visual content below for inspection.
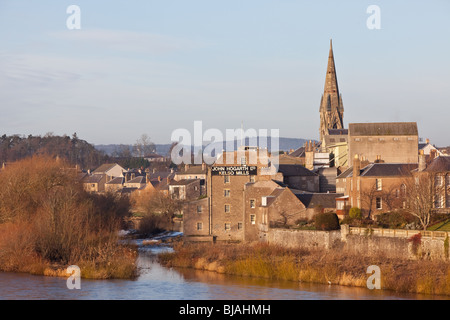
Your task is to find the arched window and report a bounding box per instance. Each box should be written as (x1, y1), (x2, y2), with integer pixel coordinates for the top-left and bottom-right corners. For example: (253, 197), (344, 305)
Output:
(401, 184), (407, 197)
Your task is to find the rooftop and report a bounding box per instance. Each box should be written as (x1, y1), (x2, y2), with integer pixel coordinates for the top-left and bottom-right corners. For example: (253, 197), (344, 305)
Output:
(349, 122), (418, 136)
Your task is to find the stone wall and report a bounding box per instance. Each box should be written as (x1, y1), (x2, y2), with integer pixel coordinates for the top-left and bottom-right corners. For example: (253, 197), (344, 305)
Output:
(264, 225), (449, 261)
(265, 228), (341, 250)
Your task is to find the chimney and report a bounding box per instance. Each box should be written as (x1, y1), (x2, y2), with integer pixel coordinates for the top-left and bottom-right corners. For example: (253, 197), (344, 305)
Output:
(185, 164), (190, 171)
(430, 149), (437, 161)
(418, 150), (426, 171)
(353, 154), (361, 177)
(202, 162), (206, 171)
(426, 138), (430, 144)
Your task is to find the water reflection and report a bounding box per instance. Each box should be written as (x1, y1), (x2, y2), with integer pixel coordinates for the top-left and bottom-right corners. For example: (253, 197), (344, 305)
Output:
(0, 244), (445, 300)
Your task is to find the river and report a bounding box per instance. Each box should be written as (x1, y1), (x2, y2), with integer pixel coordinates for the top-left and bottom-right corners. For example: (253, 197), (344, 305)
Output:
(0, 237), (445, 300)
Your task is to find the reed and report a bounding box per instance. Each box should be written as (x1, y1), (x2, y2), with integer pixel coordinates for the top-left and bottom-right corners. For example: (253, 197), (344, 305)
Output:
(159, 241), (450, 296)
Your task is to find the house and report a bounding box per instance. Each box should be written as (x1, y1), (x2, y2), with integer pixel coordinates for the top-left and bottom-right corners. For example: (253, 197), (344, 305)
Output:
(418, 155), (450, 213)
(144, 153), (166, 163)
(294, 192), (344, 221)
(92, 163), (126, 182)
(419, 138), (444, 157)
(276, 164), (319, 192)
(168, 179), (201, 201)
(336, 154), (417, 219)
(105, 176), (124, 193)
(82, 174), (107, 193)
(123, 175), (146, 190)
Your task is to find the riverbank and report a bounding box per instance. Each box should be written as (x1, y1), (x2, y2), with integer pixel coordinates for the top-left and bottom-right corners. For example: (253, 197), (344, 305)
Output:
(158, 241), (450, 296)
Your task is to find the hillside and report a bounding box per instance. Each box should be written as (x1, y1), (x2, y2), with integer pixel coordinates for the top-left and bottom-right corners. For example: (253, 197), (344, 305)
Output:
(95, 137), (313, 157)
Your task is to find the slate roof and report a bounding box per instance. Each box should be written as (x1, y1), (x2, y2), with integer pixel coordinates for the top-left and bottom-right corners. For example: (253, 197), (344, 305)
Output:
(82, 174), (105, 183)
(328, 129), (348, 135)
(360, 163), (417, 177)
(349, 122), (418, 136)
(424, 156), (450, 172)
(179, 165), (207, 175)
(337, 163), (417, 178)
(93, 163), (120, 174)
(106, 177), (124, 185)
(278, 164), (318, 177)
(169, 179), (198, 186)
(294, 193), (344, 209)
(126, 176), (146, 184)
(288, 147), (305, 157)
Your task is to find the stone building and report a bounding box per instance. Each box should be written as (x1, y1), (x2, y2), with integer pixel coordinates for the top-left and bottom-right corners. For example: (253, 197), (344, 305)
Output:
(182, 147), (341, 242)
(347, 122), (419, 167)
(336, 155), (417, 218)
(418, 155), (450, 213)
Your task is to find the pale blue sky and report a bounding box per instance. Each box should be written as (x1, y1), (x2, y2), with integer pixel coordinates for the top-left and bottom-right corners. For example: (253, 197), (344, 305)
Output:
(0, 1), (449, 146)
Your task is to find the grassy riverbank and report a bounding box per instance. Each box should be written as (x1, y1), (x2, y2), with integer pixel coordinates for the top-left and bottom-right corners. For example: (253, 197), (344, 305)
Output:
(0, 156), (138, 280)
(158, 241), (450, 296)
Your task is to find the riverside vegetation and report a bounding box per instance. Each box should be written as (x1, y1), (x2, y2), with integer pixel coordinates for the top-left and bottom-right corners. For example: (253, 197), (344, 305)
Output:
(159, 241), (450, 296)
(0, 156), (138, 279)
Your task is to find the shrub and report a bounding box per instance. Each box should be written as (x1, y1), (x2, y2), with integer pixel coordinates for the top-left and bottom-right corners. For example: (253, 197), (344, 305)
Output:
(349, 207), (362, 219)
(376, 211), (415, 229)
(138, 214), (165, 236)
(314, 212), (340, 231)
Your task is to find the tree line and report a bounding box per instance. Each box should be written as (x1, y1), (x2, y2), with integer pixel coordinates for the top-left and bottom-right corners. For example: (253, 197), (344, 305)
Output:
(0, 133), (108, 169)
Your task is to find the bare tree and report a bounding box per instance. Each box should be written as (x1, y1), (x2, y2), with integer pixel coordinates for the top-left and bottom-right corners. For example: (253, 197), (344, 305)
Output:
(133, 134), (156, 158)
(360, 182), (378, 219)
(403, 172), (443, 230)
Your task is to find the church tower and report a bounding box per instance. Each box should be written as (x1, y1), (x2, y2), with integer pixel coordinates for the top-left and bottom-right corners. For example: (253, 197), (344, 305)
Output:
(319, 39), (344, 143)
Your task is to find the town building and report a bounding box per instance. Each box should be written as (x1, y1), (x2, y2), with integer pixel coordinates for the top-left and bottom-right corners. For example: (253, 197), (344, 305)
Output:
(336, 155), (417, 218)
(347, 122), (419, 167)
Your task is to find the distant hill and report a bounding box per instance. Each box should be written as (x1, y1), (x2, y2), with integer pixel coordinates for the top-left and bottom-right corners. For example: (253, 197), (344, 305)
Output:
(95, 137), (314, 157)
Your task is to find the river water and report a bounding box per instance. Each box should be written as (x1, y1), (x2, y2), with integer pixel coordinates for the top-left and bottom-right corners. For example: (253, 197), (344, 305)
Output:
(0, 239), (445, 300)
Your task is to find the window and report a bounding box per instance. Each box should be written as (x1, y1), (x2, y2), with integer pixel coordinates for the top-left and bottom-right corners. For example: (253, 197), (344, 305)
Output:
(376, 197), (382, 210)
(197, 222), (203, 230)
(354, 138), (361, 142)
(379, 138), (385, 141)
(393, 137), (399, 141)
(340, 138), (346, 142)
(224, 175), (230, 184)
(240, 156), (247, 165)
(197, 205), (202, 213)
(401, 184), (407, 197)
(225, 223), (231, 231)
(435, 175), (443, 188)
(250, 199), (256, 208)
(330, 138), (335, 142)
(224, 204), (230, 213)
(435, 195), (443, 209)
(376, 179), (382, 191)
(337, 201), (344, 210)
(238, 222), (243, 230)
(250, 214), (256, 225)
(249, 175), (255, 183)
(224, 189), (230, 197)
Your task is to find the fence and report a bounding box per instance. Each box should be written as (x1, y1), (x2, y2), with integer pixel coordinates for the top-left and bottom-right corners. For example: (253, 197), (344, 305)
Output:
(349, 227), (448, 239)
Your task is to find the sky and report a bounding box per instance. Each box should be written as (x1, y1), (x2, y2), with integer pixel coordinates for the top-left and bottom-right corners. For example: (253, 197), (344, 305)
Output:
(0, 1), (449, 146)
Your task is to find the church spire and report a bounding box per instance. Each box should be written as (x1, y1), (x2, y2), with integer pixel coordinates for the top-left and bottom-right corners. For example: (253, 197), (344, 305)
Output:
(319, 39), (344, 143)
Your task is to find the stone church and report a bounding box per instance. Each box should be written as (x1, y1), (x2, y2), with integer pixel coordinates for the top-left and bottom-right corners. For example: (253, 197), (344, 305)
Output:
(319, 39), (345, 144)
